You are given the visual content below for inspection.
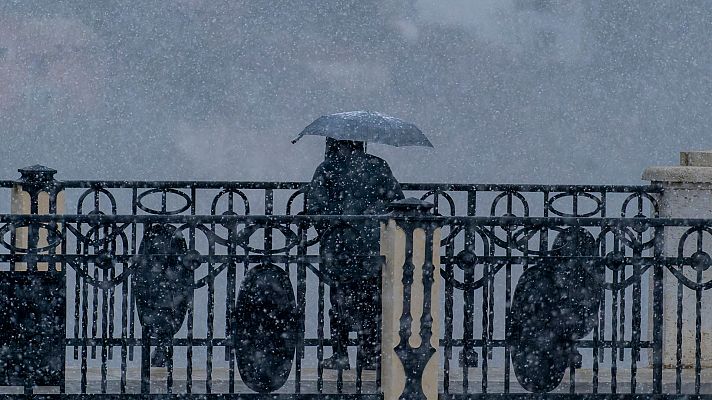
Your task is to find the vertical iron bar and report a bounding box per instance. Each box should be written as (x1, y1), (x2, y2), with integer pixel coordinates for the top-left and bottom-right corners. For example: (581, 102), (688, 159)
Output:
(676, 280), (683, 393)
(206, 249), (215, 393)
(695, 274), (702, 394)
(81, 256), (89, 393)
(611, 264), (619, 393)
(101, 268), (108, 393)
(265, 189), (273, 252)
(376, 257), (383, 393)
(91, 266), (99, 359)
(504, 194), (513, 394)
(187, 188), (196, 394)
(121, 262), (128, 394)
(226, 228), (237, 394)
(633, 197), (643, 375)
(74, 218), (82, 360)
(129, 187), (138, 361)
(600, 195), (608, 365)
(141, 326), (150, 394)
(620, 269), (626, 362)
(317, 279), (325, 393)
(461, 209), (475, 392)
(652, 226), (664, 394)
(481, 261), (489, 394)
(631, 258), (641, 393)
(443, 235), (454, 395)
(593, 296), (599, 394)
(295, 220), (307, 394)
(108, 265), (116, 361)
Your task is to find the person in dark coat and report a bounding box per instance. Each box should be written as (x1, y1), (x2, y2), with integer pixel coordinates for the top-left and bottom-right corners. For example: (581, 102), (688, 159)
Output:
(306, 138), (404, 370)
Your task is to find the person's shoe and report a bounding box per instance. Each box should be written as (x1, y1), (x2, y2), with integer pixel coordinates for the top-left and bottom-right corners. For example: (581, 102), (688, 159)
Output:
(568, 349), (583, 369)
(151, 346), (168, 367)
(322, 354), (350, 370)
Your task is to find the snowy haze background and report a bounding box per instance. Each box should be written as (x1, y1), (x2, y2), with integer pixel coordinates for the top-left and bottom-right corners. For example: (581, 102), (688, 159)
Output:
(1, 0), (710, 184)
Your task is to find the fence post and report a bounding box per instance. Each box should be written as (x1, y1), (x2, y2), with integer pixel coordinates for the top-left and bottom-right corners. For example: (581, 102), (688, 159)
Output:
(11, 165), (65, 271)
(644, 151), (712, 371)
(380, 198), (441, 400)
(0, 165), (65, 392)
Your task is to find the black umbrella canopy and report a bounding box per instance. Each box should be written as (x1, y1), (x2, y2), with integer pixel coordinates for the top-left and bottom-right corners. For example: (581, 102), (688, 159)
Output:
(292, 111), (433, 147)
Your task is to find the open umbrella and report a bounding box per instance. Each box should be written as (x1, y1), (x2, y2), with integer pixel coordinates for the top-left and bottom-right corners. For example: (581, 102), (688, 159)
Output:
(291, 110), (433, 147)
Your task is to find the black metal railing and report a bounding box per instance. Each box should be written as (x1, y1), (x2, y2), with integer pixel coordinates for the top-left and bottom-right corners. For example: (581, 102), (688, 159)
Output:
(7, 166), (712, 398)
(0, 212), (389, 397)
(0, 176), (662, 219)
(4, 212), (712, 397)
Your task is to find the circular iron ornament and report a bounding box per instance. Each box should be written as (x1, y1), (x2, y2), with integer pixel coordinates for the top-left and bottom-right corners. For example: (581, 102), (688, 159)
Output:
(629, 214), (649, 234)
(490, 190), (530, 217)
(499, 213), (519, 232)
(233, 263), (297, 393)
(547, 192), (603, 217)
(210, 188), (250, 216)
(86, 210), (108, 228)
(420, 190), (457, 216)
(81, 220), (122, 249)
(233, 224), (299, 255)
(691, 251), (712, 273)
(0, 222), (64, 253)
(665, 263), (712, 291)
(603, 251), (626, 272)
(285, 189), (305, 215)
(136, 188), (192, 215)
(620, 191), (659, 218)
(133, 224), (192, 366)
(95, 250), (115, 271)
(180, 250), (202, 271)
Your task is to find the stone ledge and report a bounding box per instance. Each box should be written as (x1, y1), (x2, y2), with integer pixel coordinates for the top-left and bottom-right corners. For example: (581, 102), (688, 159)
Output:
(642, 166), (712, 184)
(681, 150), (712, 167)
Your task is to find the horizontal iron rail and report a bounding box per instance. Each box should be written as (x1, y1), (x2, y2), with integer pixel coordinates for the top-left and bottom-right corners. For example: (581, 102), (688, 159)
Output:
(0, 395), (383, 399)
(0, 179), (664, 193)
(440, 396), (712, 400)
(0, 254), (700, 270)
(64, 337), (653, 350)
(0, 214), (702, 226)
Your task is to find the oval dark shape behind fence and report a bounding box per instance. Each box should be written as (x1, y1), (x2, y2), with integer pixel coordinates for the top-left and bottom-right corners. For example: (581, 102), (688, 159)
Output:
(233, 263), (297, 393)
(133, 224), (192, 366)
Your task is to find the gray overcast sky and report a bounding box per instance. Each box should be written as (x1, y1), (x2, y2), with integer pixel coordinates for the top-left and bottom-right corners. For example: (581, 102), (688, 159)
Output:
(0, 0), (710, 184)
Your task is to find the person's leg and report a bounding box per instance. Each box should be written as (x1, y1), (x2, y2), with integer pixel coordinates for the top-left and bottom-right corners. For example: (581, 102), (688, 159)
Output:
(324, 283), (350, 369)
(356, 278), (380, 369)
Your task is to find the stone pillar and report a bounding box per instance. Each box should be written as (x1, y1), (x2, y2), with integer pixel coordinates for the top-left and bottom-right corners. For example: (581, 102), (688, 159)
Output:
(643, 151), (712, 368)
(380, 198), (441, 400)
(1, 165), (66, 392)
(11, 165), (64, 271)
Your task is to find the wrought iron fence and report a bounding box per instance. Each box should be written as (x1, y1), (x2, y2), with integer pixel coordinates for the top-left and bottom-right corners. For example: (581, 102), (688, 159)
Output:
(6, 167), (712, 398)
(0, 212), (387, 396)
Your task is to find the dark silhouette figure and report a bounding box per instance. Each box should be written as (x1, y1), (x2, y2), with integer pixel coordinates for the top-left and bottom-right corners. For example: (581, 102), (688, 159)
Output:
(133, 224), (192, 367)
(510, 227), (601, 392)
(306, 138), (404, 370)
